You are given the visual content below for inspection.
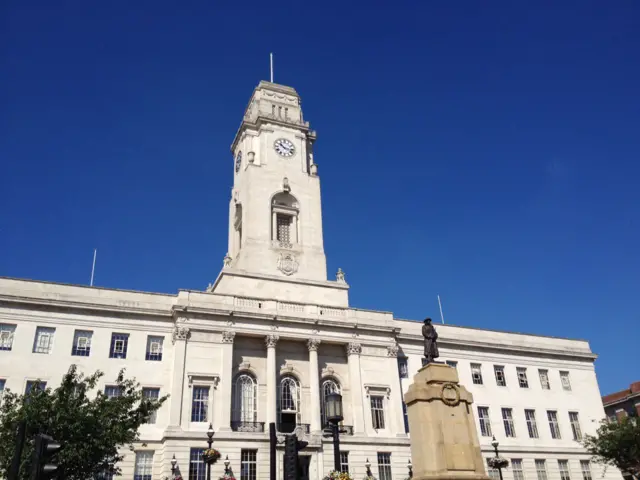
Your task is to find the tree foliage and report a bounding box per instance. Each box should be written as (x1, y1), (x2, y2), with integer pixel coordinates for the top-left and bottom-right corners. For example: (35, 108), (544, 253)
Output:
(0, 365), (167, 480)
(583, 415), (640, 480)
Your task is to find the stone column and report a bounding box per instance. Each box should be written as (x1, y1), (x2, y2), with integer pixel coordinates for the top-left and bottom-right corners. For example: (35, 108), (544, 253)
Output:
(307, 338), (322, 433)
(169, 325), (190, 427)
(346, 342), (365, 434)
(265, 334), (280, 426)
(386, 343), (407, 437)
(219, 330), (236, 431)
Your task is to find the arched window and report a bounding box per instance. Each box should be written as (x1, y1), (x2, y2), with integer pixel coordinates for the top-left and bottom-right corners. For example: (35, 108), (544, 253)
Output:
(232, 373), (257, 425)
(271, 192), (299, 247)
(321, 379), (341, 428)
(278, 375), (301, 433)
(234, 203), (243, 252)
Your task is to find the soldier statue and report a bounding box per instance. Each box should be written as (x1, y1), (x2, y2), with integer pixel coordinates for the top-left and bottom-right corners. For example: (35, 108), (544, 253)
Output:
(422, 317), (440, 364)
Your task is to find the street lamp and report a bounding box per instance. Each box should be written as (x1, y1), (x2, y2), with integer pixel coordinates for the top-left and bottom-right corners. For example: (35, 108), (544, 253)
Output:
(324, 392), (344, 472)
(407, 459), (413, 479)
(224, 455), (230, 476)
(206, 423), (215, 480)
(170, 454), (177, 479)
(365, 458), (373, 478)
(488, 436), (508, 480)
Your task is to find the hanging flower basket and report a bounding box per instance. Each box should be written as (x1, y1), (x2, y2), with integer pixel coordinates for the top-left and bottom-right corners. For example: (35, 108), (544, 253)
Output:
(202, 448), (222, 465)
(219, 474), (236, 480)
(487, 457), (509, 469)
(323, 471), (353, 480)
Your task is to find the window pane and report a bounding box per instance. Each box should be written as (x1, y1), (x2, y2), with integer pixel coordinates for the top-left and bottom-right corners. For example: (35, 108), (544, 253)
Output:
(145, 336), (164, 361)
(276, 214), (292, 243)
(134, 451), (153, 480)
(558, 460), (571, 480)
(535, 460), (548, 480)
(580, 461), (592, 480)
(142, 388), (160, 424)
(525, 409), (539, 438)
(539, 370), (550, 389)
(189, 448), (206, 480)
(560, 371), (572, 391)
(512, 459), (525, 480)
(33, 327), (55, 354)
(240, 449), (257, 480)
(191, 386), (209, 422)
(494, 366), (506, 386)
(0, 324), (16, 351)
(377, 453), (392, 480)
(517, 367), (529, 388)
(340, 452), (349, 473)
(569, 412), (582, 440)
(502, 408), (516, 437)
(72, 330), (92, 357)
(471, 364), (483, 385)
(478, 407), (492, 437)
(547, 411), (561, 439)
(371, 396), (385, 430)
(397, 357), (408, 378)
(109, 333), (129, 359)
(487, 459), (500, 480)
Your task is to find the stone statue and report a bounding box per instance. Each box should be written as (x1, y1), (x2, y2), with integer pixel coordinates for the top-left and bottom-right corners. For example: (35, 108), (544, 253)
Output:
(422, 317), (439, 364)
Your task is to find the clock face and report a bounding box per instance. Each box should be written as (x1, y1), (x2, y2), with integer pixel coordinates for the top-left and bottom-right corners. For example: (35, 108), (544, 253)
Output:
(235, 151), (242, 173)
(274, 138), (295, 157)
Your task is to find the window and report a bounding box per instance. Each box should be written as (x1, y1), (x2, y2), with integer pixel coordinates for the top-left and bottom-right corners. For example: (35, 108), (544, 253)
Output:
(487, 459), (500, 480)
(502, 408), (516, 437)
(580, 461), (592, 480)
(397, 357), (408, 378)
(71, 330), (92, 356)
(512, 459), (525, 480)
(109, 333), (129, 359)
(142, 388), (160, 424)
(446, 360), (458, 370)
(558, 460), (571, 480)
(517, 367), (529, 388)
(0, 323), (16, 351)
(547, 410), (561, 439)
(25, 381), (46, 394)
(105, 386), (122, 398)
(33, 327), (55, 354)
(402, 402), (409, 433)
(478, 406), (492, 437)
(145, 336), (163, 361)
(569, 412), (582, 440)
(278, 375), (301, 432)
(0, 379), (5, 402)
(494, 366), (506, 386)
(560, 371), (572, 391)
(94, 471), (114, 480)
(340, 452), (349, 473)
(535, 460), (548, 480)
(276, 214), (292, 243)
(371, 396), (385, 430)
(525, 409), (539, 438)
(471, 364), (483, 385)
(233, 374), (257, 424)
(377, 453), (392, 480)
(321, 379), (340, 427)
(240, 449), (257, 480)
(134, 451), (153, 480)
(191, 386), (210, 422)
(189, 448), (206, 480)
(539, 369), (550, 390)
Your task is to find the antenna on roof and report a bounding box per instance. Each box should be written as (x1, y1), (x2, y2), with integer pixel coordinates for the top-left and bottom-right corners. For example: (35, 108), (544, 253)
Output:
(90, 249), (97, 287)
(437, 295), (445, 324)
(270, 53), (274, 83)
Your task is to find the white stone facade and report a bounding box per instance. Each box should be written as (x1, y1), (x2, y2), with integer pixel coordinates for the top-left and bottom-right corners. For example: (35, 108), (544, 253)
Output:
(0, 80), (621, 480)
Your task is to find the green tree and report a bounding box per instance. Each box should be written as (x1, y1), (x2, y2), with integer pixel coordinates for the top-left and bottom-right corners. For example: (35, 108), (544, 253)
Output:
(583, 415), (640, 480)
(0, 365), (167, 480)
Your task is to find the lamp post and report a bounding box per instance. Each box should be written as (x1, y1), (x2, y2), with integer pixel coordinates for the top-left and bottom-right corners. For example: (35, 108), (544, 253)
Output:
(365, 458), (373, 478)
(324, 392), (344, 473)
(206, 423), (214, 480)
(408, 459), (413, 479)
(170, 454), (177, 479)
(489, 436), (508, 480)
(224, 455), (230, 476)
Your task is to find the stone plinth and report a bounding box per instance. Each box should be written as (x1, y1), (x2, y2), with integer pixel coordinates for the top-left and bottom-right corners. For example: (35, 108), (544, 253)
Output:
(404, 363), (490, 480)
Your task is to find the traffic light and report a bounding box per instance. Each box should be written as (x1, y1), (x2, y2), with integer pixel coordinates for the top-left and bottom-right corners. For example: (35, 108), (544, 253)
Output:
(283, 434), (308, 480)
(30, 434), (61, 480)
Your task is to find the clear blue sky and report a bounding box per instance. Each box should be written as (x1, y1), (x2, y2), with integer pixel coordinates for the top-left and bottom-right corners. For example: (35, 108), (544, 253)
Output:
(1, 1), (638, 395)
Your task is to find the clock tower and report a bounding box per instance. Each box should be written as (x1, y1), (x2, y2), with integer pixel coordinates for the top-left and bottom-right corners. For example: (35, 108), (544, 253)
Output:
(211, 81), (347, 306)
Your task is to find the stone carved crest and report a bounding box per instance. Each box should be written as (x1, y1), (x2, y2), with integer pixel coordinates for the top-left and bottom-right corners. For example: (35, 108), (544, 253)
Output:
(277, 253), (299, 276)
(386, 344), (400, 357)
(222, 330), (236, 343)
(346, 342), (362, 356)
(172, 326), (190, 344)
(441, 383), (461, 407)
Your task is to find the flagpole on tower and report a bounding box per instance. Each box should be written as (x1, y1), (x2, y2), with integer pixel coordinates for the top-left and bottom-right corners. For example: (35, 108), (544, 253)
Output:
(270, 53), (274, 83)
(438, 295), (445, 324)
(90, 249), (97, 287)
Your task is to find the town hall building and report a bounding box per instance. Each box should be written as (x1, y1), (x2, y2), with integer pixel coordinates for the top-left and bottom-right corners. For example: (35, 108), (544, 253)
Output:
(0, 80), (621, 480)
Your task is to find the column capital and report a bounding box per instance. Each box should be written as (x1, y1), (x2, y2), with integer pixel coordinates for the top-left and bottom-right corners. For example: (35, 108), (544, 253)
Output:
(346, 342), (362, 356)
(222, 330), (236, 343)
(386, 343), (400, 357)
(172, 326), (191, 344)
(265, 334), (280, 348)
(307, 338), (321, 352)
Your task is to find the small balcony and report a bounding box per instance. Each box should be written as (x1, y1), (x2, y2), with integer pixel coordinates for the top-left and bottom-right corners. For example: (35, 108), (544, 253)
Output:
(322, 425), (354, 437)
(230, 421), (265, 433)
(277, 422), (310, 434)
